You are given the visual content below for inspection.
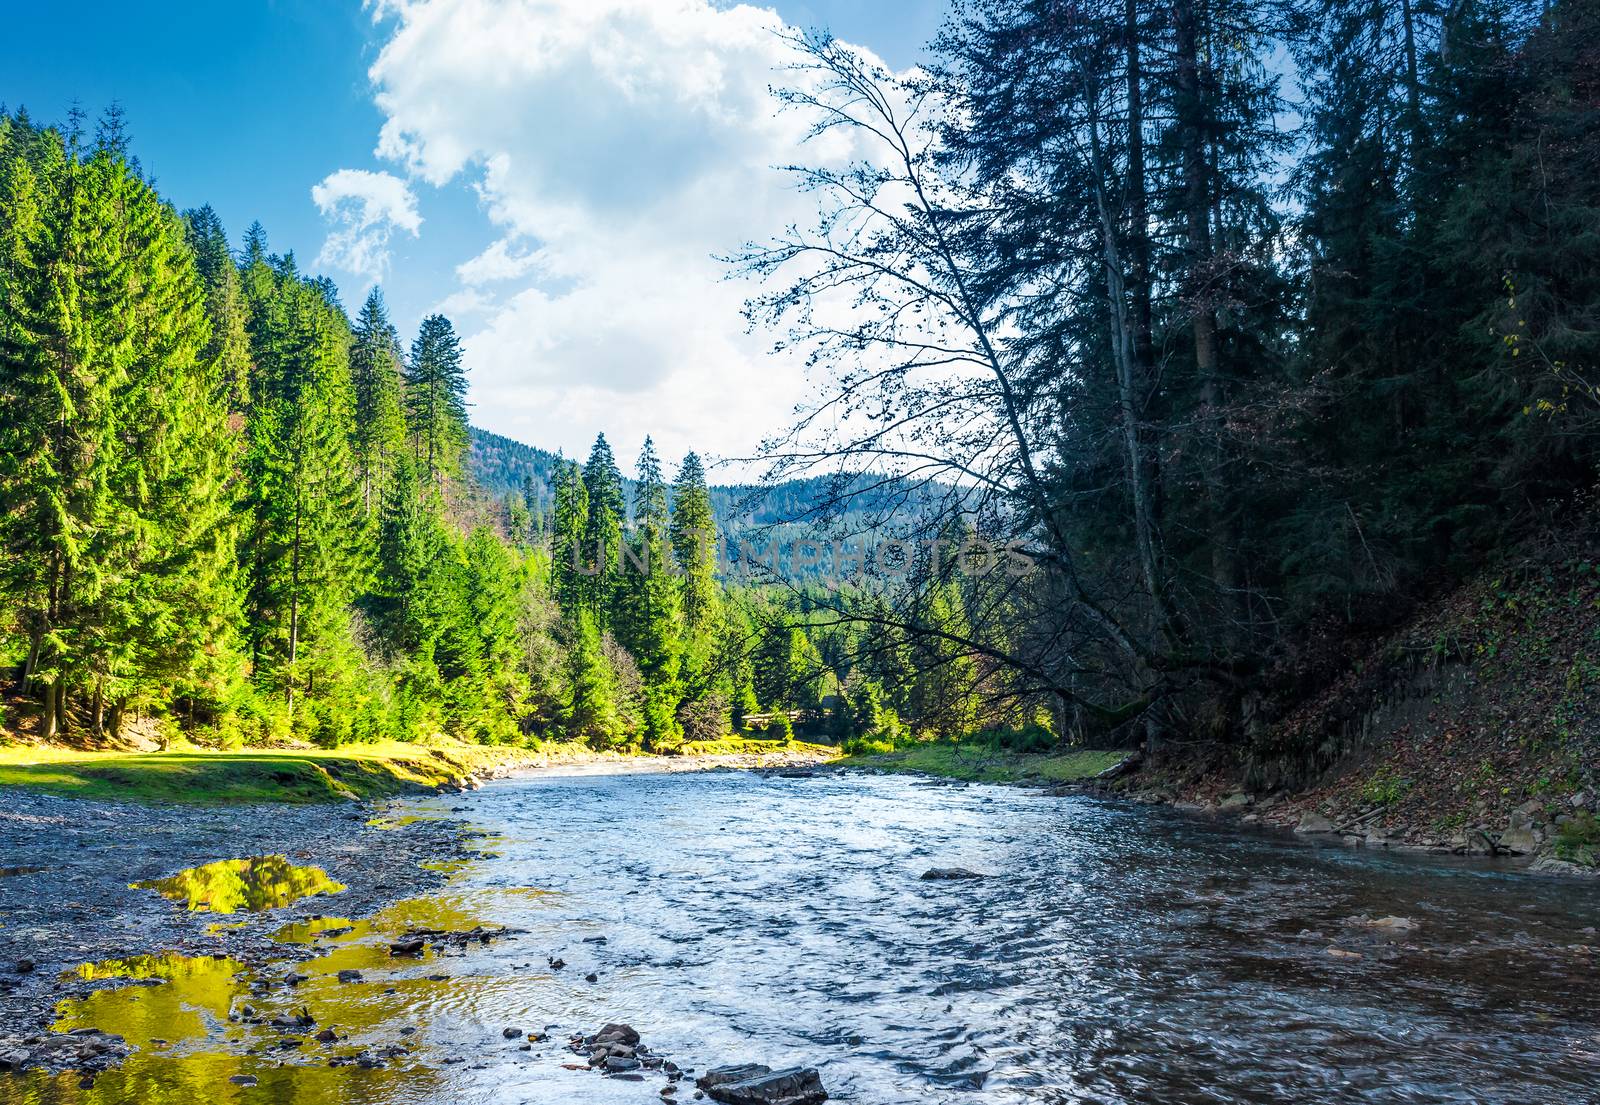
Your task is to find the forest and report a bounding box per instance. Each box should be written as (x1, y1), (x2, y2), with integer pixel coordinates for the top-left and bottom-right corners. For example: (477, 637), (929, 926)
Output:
(0, 107), (942, 752)
(2, 0), (1598, 778)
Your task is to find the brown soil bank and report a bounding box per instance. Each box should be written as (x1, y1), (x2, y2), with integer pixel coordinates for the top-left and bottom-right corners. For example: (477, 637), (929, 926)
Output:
(1120, 522), (1600, 874)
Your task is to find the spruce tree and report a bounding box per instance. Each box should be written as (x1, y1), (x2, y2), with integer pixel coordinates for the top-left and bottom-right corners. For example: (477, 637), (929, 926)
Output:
(350, 287), (407, 513)
(238, 254), (367, 724)
(581, 434), (625, 625)
(550, 459), (590, 615)
(405, 313), (469, 486)
(616, 438), (683, 748)
(670, 451), (719, 636)
(0, 117), (240, 737)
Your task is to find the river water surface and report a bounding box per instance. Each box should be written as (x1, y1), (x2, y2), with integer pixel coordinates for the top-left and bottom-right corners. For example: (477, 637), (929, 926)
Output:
(7, 768), (1600, 1104)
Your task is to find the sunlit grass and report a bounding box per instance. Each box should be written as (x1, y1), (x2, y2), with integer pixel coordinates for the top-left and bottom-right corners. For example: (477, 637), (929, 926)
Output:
(842, 741), (1128, 784)
(0, 740), (505, 805)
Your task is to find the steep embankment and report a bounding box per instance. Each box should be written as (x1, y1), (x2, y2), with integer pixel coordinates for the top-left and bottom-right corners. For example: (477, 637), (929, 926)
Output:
(1127, 520), (1600, 872)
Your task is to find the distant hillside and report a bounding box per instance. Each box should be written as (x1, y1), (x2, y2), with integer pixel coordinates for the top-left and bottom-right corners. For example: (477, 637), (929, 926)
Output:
(469, 426), (936, 543)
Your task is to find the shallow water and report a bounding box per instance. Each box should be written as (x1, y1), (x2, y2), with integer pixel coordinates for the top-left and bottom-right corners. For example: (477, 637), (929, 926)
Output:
(129, 856), (346, 914)
(7, 770), (1600, 1103)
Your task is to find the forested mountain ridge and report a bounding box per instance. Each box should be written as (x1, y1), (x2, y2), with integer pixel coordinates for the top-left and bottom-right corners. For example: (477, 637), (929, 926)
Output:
(470, 425), (940, 542)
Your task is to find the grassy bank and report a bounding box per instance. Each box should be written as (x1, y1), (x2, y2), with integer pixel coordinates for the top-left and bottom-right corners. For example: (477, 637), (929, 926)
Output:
(0, 736), (840, 805)
(0, 741), (515, 805)
(842, 741), (1129, 784)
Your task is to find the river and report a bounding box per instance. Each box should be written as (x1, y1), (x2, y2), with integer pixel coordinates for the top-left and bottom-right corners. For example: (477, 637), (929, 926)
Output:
(5, 768), (1599, 1103)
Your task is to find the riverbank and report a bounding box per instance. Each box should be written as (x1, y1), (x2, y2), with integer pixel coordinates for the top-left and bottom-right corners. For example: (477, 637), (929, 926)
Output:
(0, 741), (512, 805)
(0, 737), (840, 1071)
(0, 737), (839, 807)
(839, 743), (1126, 785)
(836, 738), (1600, 876)
(0, 786), (483, 1073)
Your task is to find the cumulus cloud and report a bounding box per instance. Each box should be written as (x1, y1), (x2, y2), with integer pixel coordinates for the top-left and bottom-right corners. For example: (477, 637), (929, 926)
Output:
(311, 168), (422, 285)
(354, 0), (882, 469)
(456, 238), (540, 286)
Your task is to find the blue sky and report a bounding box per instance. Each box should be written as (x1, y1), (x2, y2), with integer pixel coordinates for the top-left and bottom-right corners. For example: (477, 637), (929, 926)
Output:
(3, 0), (947, 471)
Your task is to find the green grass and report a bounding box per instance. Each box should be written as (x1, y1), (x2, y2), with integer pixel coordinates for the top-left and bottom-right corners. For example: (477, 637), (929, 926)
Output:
(1553, 812), (1600, 866)
(0, 741), (498, 805)
(841, 741), (1130, 784)
(677, 736), (836, 757)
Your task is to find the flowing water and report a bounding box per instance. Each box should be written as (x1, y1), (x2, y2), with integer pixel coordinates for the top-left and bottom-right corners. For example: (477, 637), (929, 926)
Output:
(6, 769), (1600, 1104)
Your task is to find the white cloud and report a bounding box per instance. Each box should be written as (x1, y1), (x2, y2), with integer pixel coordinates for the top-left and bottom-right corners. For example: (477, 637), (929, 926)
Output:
(311, 168), (422, 285)
(356, 0), (881, 471)
(456, 238), (540, 285)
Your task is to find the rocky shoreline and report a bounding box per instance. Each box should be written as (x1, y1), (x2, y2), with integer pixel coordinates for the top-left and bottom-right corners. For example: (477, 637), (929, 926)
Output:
(0, 748), (841, 1086)
(0, 786), (482, 1073)
(1085, 751), (1600, 877)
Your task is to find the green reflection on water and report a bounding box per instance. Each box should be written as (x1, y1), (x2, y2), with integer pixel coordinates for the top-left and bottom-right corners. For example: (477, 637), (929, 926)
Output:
(58, 954), (247, 1048)
(130, 857), (346, 914)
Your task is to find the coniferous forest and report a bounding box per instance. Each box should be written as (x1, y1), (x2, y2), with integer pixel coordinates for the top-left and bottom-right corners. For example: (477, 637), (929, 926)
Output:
(4, 3), (1600, 1103)
(0, 112), (840, 753)
(2, 0), (1598, 779)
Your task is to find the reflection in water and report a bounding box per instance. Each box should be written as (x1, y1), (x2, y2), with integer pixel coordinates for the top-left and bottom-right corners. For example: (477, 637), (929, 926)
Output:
(6, 773), (1599, 1105)
(58, 954), (247, 1047)
(130, 857), (346, 914)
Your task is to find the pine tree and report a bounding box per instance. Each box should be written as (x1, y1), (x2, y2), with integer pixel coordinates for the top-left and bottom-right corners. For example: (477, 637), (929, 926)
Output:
(404, 313), (469, 486)
(550, 459), (590, 615)
(350, 287), (407, 513)
(616, 438), (683, 749)
(0, 117), (240, 737)
(565, 609), (621, 746)
(670, 451), (719, 636)
(184, 205), (250, 411)
(238, 254), (368, 723)
(581, 433), (625, 625)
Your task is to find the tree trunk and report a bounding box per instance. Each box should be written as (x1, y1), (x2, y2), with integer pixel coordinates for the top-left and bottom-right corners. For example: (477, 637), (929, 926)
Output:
(41, 681), (58, 742)
(1400, 0), (1424, 172)
(1174, 0), (1242, 649)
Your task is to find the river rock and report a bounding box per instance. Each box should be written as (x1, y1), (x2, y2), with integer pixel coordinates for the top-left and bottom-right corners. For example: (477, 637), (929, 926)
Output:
(389, 937), (425, 957)
(503, 1027), (523, 1039)
(698, 1064), (828, 1105)
(1360, 915), (1419, 932)
(920, 867), (986, 881)
(595, 1024), (640, 1046)
(1218, 792), (1253, 812)
(1295, 812), (1336, 834)
(1499, 808), (1539, 854)
(337, 969), (363, 983)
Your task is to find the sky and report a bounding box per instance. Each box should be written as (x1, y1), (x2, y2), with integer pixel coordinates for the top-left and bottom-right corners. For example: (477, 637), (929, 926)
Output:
(2, 0), (948, 476)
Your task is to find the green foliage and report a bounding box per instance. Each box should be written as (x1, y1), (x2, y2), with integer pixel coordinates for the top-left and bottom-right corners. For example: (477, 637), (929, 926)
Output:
(1553, 813), (1600, 865)
(1361, 765), (1412, 807)
(404, 313), (469, 486)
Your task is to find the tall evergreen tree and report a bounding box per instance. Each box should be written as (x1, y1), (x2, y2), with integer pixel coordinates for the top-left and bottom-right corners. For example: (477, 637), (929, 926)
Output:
(550, 459), (590, 615)
(404, 313), (469, 486)
(617, 439), (683, 748)
(238, 249), (367, 724)
(581, 433), (625, 625)
(670, 452), (718, 633)
(0, 116), (240, 737)
(350, 287), (407, 513)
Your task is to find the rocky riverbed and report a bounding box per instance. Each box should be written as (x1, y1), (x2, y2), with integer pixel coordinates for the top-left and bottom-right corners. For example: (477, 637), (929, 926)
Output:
(3, 766), (1599, 1104)
(0, 788), (482, 1072)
